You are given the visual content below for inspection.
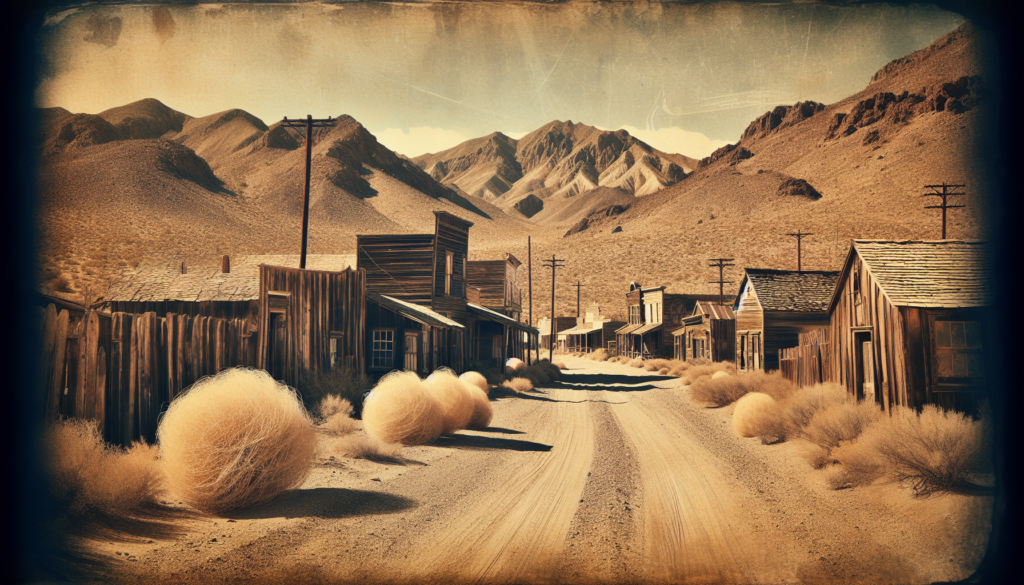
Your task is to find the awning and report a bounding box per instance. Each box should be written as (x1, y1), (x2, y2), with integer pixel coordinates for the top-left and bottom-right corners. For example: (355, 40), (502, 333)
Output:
(467, 303), (540, 335)
(634, 323), (663, 335)
(563, 322), (602, 335)
(671, 326), (688, 337)
(368, 292), (464, 329)
(616, 323), (643, 335)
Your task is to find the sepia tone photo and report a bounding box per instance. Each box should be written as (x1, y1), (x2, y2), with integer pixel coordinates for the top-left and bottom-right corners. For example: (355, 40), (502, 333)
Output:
(9, 0), (1014, 583)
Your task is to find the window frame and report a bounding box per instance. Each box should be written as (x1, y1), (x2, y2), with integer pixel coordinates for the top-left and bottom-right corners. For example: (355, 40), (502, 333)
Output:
(929, 316), (984, 383)
(445, 251), (454, 296)
(371, 328), (395, 370)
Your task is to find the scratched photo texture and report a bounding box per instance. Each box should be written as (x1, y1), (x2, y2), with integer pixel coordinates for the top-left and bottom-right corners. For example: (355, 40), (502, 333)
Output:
(21, 0), (1012, 584)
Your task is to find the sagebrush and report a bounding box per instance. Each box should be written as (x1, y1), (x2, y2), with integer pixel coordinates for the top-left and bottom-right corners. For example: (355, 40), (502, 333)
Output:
(297, 365), (372, 418)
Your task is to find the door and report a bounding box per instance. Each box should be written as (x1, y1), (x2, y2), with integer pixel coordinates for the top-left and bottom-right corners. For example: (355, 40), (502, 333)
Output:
(404, 332), (419, 372)
(269, 313), (287, 380)
(739, 334), (748, 370)
(492, 335), (503, 361)
(751, 333), (761, 370)
(854, 331), (875, 401)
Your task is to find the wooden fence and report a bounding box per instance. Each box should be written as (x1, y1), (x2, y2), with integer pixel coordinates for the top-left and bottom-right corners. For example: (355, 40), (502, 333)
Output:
(779, 328), (832, 387)
(41, 305), (257, 447)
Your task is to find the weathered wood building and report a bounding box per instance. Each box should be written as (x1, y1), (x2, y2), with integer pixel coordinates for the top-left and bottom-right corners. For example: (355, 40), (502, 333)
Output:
(464, 252), (537, 366)
(357, 211), (473, 375)
(673, 301), (736, 362)
(364, 291), (464, 378)
(539, 316), (577, 350)
(561, 303), (626, 353)
(733, 268), (840, 372)
(616, 282), (725, 359)
(824, 240), (993, 413)
(467, 253), (523, 320)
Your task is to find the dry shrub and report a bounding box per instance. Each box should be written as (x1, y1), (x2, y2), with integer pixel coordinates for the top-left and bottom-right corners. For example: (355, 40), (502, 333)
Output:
(732, 392), (787, 443)
(712, 370), (729, 380)
(680, 363), (727, 385)
(556, 361), (567, 369)
(627, 358), (644, 368)
(668, 362), (691, 376)
(505, 357), (526, 375)
(158, 368), (316, 514)
(317, 394), (352, 420)
(328, 432), (403, 463)
(689, 357), (712, 366)
(361, 371), (443, 446)
(319, 410), (360, 437)
(527, 360), (561, 386)
(297, 365), (372, 418)
(425, 369), (475, 434)
(796, 440), (834, 470)
(805, 400), (884, 450)
(689, 369), (795, 410)
(658, 367), (669, 375)
(466, 385), (493, 429)
(690, 373), (746, 407)
(829, 436), (887, 488)
(483, 366), (505, 386)
(586, 348), (609, 361)
(44, 419), (164, 520)
(783, 382), (849, 435)
(870, 405), (989, 496)
(459, 371), (489, 395)
(502, 377), (534, 393)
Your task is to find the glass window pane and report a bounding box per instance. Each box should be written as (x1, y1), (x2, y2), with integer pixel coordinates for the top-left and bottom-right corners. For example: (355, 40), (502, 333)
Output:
(935, 321), (951, 348)
(966, 353), (983, 378)
(936, 353), (954, 378)
(966, 322), (982, 349)
(953, 353), (968, 377)
(950, 322), (967, 349)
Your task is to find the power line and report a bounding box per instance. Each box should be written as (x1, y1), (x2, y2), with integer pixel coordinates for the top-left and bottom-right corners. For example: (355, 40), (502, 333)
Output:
(708, 258), (735, 306)
(280, 115), (336, 269)
(785, 229), (814, 273)
(542, 254), (566, 362)
(922, 182), (966, 239)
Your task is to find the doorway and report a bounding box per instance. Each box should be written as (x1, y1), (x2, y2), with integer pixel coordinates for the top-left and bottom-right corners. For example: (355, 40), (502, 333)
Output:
(404, 332), (419, 372)
(854, 331), (875, 402)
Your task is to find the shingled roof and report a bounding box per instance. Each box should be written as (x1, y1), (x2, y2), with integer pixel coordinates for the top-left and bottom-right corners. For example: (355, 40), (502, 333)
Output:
(692, 301), (735, 320)
(105, 255), (356, 303)
(741, 268), (840, 313)
(836, 240), (993, 309)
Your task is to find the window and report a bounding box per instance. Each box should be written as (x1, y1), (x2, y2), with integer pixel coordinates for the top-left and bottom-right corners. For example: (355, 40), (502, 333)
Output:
(933, 320), (983, 380)
(372, 329), (394, 369)
(445, 251), (454, 295)
(852, 268), (862, 304)
(329, 333), (344, 368)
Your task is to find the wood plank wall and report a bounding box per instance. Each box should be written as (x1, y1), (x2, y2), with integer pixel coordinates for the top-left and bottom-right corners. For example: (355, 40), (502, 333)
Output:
(40, 305), (258, 447)
(357, 235), (436, 305)
(762, 312), (832, 372)
(257, 265), (366, 389)
(467, 260), (507, 310)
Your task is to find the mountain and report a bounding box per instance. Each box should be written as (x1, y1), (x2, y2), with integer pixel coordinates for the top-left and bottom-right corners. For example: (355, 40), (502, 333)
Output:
(412, 121), (699, 219)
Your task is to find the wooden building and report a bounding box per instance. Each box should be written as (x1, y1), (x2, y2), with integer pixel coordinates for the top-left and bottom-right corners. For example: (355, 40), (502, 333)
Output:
(824, 240), (993, 413)
(257, 264), (366, 388)
(673, 301), (736, 362)
(616, 282), (725, 359)
(466, 302), (538, 369)
(467, 253), (523, 320)
(733, 268), (840, 372)
(364, 291), (465, 379)
(561, 303), (626, 353)
(538, 316), (577, 350)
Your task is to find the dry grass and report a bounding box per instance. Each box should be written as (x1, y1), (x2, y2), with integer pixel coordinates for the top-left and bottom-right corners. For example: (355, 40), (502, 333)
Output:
(555, 361), (567, 369)
(680, 362), (735, 386)
(504, 357), (527, 376)
(326, 432), (403, 463)
(804, 400), (884, 450)
(317, 395), (352, 420)
(796, 440), (834, 470)
(459, 371), (489, 395)
(689, 368), (787, 407)
(586, 348), (610, 361)
(424, 369), (475, 434)
(731, 392), (787, 444)
(363, 371), (443, 446)
(783, 383), (849, 437)
(298, 365), (372, 418)
(658, 367), (669, 375)
(627, 358), (644, 368)
(466, 385), (493, 429)
(319, 409), (360, 437)
(44, 418), (164, 520)
(526, 360), (562, 386)
(157, 368), (317, 515)
(502, 377), (534, 393)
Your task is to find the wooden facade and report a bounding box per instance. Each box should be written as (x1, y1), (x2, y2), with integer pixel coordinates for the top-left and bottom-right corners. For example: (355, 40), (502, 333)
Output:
(824, 240), (993, 413)
(257, 264), (366, 388)
(539, 316), (577, 350)
(673, 302), (736, 362)
(466, 302), (538, 368)
(365, 292), (464, 380)
(562, 303), (625, 353)
(467, 253), (523, 320)
(734, 269), (839, 372)
(616, 282), (727, 359)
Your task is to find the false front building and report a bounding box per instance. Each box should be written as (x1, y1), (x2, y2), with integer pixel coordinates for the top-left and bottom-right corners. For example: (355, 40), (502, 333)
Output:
(615, 282), (724, 359)
(561, 303), (626, 354)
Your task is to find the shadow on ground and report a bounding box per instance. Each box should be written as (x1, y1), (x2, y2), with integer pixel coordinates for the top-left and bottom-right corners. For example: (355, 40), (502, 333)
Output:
(433, 434), (552, 452)
(477, 426), (526, 435)
(225, 487), (416, 520)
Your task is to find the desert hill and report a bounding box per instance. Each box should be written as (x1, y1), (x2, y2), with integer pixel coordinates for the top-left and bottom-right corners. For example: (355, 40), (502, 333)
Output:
(412, 121), (698, 219)
(36, 22), (995, 326)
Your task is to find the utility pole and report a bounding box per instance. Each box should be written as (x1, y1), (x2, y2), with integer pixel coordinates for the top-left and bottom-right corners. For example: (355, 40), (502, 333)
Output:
(528, 236), (533, 362)
(708, 258), (735, 306)
(922, 182), (966, 239)
(785, 229), (814, 273)
(280, 114), (336, 268)
(542, 254), (565, 362)
(572, 280), (585, 317)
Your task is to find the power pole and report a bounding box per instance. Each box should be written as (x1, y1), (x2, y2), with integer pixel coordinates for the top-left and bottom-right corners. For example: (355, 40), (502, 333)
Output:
(572, 280), (585, 317)
(785, 229), (814, 273)
(708, 258), (735, 306)
(280, 115), (336, 269)
(922, 182), (966, 239)
(542, 254), (566, 362)
(528, 236), (533, 362)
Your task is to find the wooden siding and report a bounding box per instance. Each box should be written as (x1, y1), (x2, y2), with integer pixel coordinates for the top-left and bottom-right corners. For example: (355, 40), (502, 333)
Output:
(762, 312), (831, 372)
(357, 234), (436, 305)
(467, 260), (506, 310)
(735, 279), (764, 366)
(257, 265), (366, 389)
(780, 328), (831, 387)
(103, 300), (257, 324)
(432, 213), (470, 301)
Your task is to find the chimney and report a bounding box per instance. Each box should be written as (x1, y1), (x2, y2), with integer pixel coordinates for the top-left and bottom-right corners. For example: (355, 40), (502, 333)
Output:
(181, 261), (186, 274)
(221, 255), (230, 273)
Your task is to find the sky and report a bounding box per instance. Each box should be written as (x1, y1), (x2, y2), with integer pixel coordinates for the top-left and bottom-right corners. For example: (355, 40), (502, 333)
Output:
(35, 2), (964, 159)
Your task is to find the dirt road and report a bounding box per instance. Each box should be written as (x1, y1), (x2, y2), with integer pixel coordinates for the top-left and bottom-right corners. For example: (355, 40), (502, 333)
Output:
(90, 356), (991, 585)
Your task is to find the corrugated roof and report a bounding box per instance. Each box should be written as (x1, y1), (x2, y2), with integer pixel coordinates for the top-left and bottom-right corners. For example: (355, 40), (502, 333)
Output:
(693, 301), (735, 320)
(368, 292), (463, 329)
(467, 303), (539, 334)
(852, 240), (993, 308)
(105, 255), (357, 302)
(743, 268), (840, 313)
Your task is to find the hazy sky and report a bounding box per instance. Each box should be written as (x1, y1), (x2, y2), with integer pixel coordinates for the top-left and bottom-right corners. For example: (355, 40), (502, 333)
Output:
(36, 2), (964, 158)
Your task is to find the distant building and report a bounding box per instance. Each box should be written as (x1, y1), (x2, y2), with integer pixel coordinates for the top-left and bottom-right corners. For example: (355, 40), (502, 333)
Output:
(733, 268), (840, 372)
(538, 316), (576, 351)
(560, 303), (626, 354)
(616, 281), (725, 359)
(824, 240), (993, 413)
(673, 301), (735, 362)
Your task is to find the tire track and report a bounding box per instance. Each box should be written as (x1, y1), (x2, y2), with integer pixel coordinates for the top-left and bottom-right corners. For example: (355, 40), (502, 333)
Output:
(402, 387), (594, 584)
